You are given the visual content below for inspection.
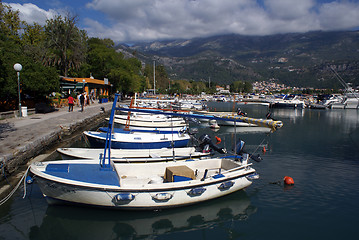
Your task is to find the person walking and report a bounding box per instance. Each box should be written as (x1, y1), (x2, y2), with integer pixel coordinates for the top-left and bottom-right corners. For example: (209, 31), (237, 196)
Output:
(68, 95), (74, 112)
(80, 92), (85, 112)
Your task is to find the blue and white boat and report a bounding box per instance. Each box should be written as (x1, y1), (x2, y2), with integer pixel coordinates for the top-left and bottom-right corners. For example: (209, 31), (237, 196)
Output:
(83, 130), (190, 149)
(108, 117), (187, 129)
(29, 155), (258, 209)
(97, 126), (186, 135)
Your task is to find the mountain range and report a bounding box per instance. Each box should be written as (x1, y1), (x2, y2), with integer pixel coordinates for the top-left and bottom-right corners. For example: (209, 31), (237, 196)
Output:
(117, 31), (359, 89)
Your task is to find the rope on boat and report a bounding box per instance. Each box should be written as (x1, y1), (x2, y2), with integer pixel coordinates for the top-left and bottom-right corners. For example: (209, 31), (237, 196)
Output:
(0, 165), (31, 206)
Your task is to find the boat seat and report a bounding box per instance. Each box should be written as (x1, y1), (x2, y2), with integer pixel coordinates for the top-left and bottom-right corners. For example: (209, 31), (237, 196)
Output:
(120, 175), (156, 187)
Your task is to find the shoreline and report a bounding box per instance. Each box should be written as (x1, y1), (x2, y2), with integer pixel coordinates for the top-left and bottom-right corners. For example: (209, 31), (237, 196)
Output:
(0, 101), (118, 197)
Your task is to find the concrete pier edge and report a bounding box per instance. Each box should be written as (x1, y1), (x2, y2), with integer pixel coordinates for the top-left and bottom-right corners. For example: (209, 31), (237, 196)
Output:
(0, 101), (117, 198)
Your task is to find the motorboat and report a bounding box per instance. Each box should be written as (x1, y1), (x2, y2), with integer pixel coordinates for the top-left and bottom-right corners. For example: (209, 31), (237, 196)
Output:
(269, 95), (305, 108)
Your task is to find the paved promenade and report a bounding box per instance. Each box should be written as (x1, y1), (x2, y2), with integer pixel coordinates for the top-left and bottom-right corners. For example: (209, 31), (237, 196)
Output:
(0, 101), (114, 177)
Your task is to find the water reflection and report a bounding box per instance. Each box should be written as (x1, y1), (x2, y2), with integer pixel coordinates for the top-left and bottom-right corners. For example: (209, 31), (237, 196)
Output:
(29, 191), (256, 239)
(320, 109), (359, 134)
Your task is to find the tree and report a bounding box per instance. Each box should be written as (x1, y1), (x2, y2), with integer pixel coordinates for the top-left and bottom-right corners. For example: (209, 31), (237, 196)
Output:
(44, 14), (87, 77)
(0, 2), (59, 109)
(230, 80), (252, 93)
(0, 2), (22, 41)
(144, 63), (170, 93)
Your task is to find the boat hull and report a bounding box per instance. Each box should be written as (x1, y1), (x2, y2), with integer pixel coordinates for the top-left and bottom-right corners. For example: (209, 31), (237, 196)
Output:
(111, 118), (187, 128)
(57, 147), (210, 162)
(217, 120), (258, 127)
(83, 131), (190, 149)
(270, 102), (305, 108)
(30, 159), (257, 209)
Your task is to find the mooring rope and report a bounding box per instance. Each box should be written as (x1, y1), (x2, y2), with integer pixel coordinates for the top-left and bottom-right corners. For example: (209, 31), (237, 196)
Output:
(0, 165), (31, 206)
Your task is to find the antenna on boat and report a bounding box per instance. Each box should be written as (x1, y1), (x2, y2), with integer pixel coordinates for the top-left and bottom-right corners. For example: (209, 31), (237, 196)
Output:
(330, 66), (358, 100)
(170, 105), (176, 162)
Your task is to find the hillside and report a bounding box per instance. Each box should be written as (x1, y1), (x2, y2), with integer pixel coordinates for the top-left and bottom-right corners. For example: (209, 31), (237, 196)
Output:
(118, 31), (359, 89)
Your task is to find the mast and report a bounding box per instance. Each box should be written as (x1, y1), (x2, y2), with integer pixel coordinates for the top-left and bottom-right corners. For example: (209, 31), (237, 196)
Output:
(153, 60), (156, 95)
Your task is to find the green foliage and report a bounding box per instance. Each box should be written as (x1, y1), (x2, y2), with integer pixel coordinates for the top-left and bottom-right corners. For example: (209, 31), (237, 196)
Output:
(230, 81), (253, 93)
(44, 14), (87, 77)
(85, 37), (145, 94)
(0, 2), (59, 109)
(0, 3), (22, 41)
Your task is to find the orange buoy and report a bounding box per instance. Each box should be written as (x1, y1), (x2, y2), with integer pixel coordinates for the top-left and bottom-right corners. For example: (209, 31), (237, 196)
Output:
(283, 176), (294, 185)
(215, 136), (222, 144)
(262, 146), (266, 154)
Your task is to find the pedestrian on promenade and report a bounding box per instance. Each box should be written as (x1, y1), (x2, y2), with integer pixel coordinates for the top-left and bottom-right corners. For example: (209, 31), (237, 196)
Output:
(80, 92), (85, 112)
(68, 95), (74, 112)
(77, 93), (81, 107)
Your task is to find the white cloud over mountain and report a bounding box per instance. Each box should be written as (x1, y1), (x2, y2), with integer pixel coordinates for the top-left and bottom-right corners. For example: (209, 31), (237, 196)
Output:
(7, 0), (359, 42)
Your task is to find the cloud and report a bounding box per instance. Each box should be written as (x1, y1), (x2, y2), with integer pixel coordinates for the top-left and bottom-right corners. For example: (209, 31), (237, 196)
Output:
(86, 0), (359, 42)
(318, 1), (359, 30)
(7, 0), (359, 42)
(6, 3), (59, 25)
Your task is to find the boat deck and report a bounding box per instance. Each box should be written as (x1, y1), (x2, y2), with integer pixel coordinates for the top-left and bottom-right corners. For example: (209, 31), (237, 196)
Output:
(44, 163), (120, 186)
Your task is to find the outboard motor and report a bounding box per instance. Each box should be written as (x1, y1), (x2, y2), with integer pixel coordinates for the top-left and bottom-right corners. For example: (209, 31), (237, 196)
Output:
(235, 139), (246, 154)
(235, 138), (262, 162)
(198, 134), (226, 154)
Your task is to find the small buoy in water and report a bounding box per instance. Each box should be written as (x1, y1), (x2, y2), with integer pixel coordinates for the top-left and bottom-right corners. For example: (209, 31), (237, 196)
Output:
(26, 176), (33, 184)
(215, 136), (221, 144)
(283, 176), (294, 185)
(262, 146), (266, 154)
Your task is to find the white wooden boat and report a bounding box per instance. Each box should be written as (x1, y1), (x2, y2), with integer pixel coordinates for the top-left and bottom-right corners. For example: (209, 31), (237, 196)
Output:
(83, 130), (190, 149)
(57, 147), (210, 162)
(126, 125), (188, 131)
(108, 118), (187, 128)
(115, 114), (184, 123)
(29, 155), (258, 209)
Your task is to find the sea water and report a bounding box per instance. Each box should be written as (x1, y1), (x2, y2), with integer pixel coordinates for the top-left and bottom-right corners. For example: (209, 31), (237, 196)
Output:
(0, 102), (359, 240)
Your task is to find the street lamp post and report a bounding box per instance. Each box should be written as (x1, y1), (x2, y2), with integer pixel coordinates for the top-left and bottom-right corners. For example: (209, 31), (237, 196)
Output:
(82, 79), (86, 93)
(13, 63), (22, 117)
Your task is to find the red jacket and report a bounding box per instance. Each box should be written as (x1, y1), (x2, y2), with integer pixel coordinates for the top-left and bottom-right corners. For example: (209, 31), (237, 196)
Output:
(68, 96), (74, 104)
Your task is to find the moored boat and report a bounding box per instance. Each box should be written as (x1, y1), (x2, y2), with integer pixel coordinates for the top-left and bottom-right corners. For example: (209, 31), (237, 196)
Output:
(114, 113), (184, 123)
(108, 117), (187, 128)
(29, 155), (258, 209)
(83, 130), (190, 149)
(269, 94), (305, 108)
(57, 147), (210, 162)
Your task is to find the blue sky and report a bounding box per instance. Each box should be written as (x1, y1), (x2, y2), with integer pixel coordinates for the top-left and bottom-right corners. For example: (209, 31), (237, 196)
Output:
(4, 0), (359, 43)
